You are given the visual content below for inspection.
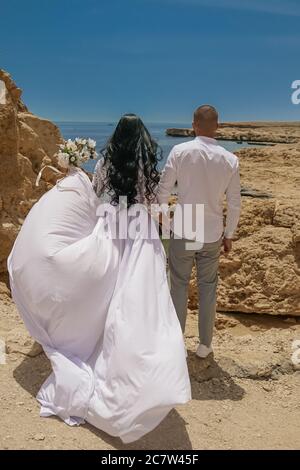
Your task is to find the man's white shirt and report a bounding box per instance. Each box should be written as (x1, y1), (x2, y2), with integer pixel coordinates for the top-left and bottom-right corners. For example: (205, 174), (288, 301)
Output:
(157, 136), (241, 243)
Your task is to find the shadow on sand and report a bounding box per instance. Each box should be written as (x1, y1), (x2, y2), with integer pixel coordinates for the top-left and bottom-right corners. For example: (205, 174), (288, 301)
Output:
(187, 353), (245, 402)
(13, 350), (192, 450)
(13, 345), (245, 449)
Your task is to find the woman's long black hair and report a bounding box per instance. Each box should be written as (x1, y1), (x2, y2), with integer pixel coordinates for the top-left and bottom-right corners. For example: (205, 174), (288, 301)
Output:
(100, 114), (162, 207)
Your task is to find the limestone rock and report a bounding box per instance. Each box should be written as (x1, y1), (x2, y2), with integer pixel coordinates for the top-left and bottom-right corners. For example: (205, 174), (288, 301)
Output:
(0, 69), (64, 274)
(215, 313), (239, 330)
(0, 282), (10, 298)
(33, 433), (46, 441)
(188, 345), (295, 382)
(188, 143), (300, 316)
(6, 325), (43, 357)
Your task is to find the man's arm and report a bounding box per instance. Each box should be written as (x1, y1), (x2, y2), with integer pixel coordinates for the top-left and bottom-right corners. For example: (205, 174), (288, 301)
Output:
(157, 147), (178, 205)
(224, 161), (241, 246)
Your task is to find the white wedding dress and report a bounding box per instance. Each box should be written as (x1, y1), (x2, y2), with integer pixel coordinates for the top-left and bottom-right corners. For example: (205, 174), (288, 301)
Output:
(8, 165), (191, 443)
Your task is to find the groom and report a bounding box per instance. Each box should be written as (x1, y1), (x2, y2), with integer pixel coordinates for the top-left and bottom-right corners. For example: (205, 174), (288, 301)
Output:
(157, 105), (241, 358)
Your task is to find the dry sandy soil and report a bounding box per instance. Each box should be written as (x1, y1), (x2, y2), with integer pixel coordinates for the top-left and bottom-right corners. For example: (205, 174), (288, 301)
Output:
(1, 293), (300, 451)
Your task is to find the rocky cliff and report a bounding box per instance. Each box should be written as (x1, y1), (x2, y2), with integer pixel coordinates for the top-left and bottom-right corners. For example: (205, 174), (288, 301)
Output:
(0, 70), (64, 276)
(189, 143), (300, 316)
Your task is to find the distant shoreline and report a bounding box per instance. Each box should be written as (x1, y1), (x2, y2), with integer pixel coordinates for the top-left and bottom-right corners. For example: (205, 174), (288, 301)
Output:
(166, 121), (300, 145)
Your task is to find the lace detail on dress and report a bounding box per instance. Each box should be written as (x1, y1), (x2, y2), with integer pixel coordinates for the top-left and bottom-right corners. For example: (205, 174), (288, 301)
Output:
(92, 158), (106, 197)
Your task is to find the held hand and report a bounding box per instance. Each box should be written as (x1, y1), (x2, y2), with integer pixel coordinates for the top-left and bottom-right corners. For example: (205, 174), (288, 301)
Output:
(222, 237), (232, 254)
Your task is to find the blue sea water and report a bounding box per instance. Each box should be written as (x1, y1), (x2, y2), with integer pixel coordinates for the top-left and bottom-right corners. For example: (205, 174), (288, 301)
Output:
(56, 121), (253, 173)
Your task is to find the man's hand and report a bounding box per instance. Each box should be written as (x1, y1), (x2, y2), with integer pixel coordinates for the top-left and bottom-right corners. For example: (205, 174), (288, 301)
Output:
(222, 237), (232, 254)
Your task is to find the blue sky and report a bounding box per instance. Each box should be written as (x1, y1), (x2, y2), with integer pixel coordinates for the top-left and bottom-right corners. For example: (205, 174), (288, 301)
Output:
(1, 0), (300, 123)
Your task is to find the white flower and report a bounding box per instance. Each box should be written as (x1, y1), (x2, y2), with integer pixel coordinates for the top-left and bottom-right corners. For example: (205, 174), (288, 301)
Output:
(80, 151), (90, 162)
(69, 155), (77, 164)
(59, 143), (67, 151)
(57, 137), (97, 168)
(75, 137), (87, 146)
(87, 138), (96, 149)
(57, 152), (70, 169)
(66, 139), (77, 152)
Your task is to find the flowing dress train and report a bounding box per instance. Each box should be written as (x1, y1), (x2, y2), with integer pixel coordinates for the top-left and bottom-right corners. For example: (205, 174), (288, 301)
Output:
(8, 167), (191, 443)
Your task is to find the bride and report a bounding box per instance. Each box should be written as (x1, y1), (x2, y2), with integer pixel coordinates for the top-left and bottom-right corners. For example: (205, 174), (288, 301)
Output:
(8, 113), (191, 443)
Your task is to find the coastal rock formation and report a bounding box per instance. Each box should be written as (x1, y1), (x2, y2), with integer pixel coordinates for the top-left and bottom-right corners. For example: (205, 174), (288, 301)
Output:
(0, 70), (64, 275)
(188, 143), (300, 316)
(167, 122), (300, 144)
(217, 122), (300, 144)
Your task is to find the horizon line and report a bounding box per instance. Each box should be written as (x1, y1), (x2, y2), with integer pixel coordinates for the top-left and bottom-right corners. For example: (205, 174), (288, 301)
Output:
(54, 119), (300, 124)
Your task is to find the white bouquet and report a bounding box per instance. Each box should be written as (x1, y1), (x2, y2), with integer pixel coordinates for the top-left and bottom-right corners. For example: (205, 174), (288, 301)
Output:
(57, 138), (98, 169)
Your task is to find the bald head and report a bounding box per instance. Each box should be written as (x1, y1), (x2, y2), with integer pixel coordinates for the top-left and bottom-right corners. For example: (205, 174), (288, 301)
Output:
(193, 105), (219, 137)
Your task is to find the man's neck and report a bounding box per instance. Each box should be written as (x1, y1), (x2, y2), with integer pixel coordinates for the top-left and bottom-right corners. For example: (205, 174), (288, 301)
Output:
(195, 132), (216, 139)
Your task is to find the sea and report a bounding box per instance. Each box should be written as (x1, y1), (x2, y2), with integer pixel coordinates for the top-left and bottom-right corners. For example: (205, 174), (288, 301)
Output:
(56, 121), (255, 173)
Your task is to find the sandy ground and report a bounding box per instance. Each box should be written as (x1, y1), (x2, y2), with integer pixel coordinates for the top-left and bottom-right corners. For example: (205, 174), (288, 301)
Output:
(1, 294), (300, 451)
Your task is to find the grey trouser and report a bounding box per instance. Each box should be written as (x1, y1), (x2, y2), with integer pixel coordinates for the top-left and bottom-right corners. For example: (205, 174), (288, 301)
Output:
(169, 237), (222, 346)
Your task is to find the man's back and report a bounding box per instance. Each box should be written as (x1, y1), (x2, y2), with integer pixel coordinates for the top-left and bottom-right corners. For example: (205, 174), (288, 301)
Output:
(157, 136), (241, 242)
